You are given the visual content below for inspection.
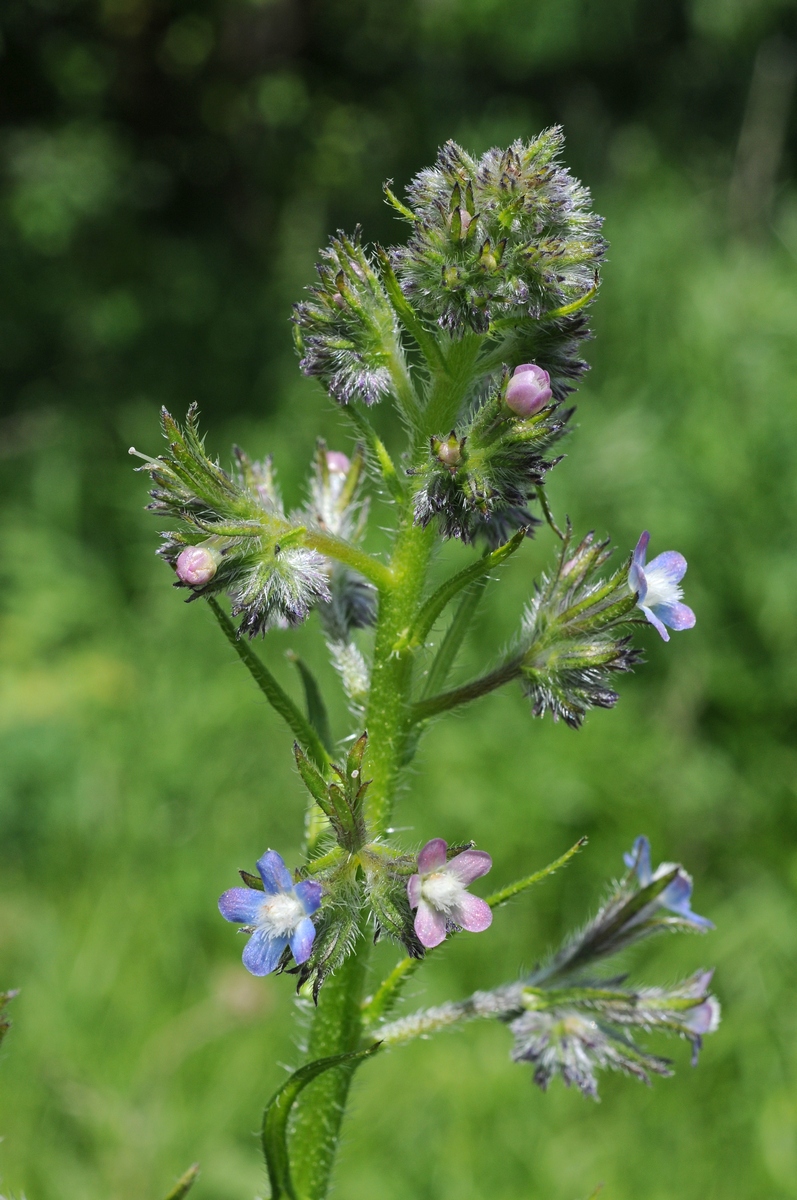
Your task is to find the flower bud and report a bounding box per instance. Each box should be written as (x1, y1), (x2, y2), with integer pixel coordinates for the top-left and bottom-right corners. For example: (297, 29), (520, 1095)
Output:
(175, 544), (219, 586)
(432, 431), (465, 472)
(505, 364), (552, 417)
(325, 450), (351, 475)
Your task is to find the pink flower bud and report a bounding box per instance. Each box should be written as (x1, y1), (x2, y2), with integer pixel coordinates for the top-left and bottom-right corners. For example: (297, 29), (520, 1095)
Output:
(175, 545), (218, 586)
(325, 451), (350, 475)
(505, 364), (552, 417)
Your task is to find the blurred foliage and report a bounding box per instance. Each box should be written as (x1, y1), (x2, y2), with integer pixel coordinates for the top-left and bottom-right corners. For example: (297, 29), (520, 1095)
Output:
(2, 0), (797, 1198)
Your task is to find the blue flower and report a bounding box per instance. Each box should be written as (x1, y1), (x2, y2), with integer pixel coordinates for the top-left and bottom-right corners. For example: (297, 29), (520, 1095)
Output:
(218, 850), (322, 976)
(624, 835), (713, 929)
(629, 531), (695, 642)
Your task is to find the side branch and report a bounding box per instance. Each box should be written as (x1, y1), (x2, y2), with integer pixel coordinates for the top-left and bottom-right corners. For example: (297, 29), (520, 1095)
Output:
(208, 597), (330, 771)
(302, 529), (393, 590)
(410, 657), (523, 723)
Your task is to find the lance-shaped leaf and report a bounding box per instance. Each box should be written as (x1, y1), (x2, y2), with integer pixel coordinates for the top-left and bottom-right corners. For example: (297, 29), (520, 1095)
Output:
(262, 1046), (380, 1200)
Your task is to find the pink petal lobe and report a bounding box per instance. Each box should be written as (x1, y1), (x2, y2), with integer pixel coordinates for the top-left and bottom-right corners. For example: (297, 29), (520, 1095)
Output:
(418, 838), (448, 874)
(414, 900), (447, 948)
(407, 874), (422, 909)
(447, 849), (492, 885)
(451, 893), (493, 933)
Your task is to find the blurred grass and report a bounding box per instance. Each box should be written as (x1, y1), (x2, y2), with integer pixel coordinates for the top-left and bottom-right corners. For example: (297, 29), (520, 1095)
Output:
(2, 151), (797, 1200)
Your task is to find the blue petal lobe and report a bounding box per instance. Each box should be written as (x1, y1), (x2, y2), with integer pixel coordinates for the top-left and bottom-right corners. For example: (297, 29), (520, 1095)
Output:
(645, 550), (687, 585)
(242, 929), (287, 976)
(640, 605), (670, 641)
(651, 601), (695, 631)
(257, 850), (293, 894)
(289, 916), (316, 965)
(294, 880), (322, 914)
(218, 887), (265, 925)
(623, 836), (652, 885)
(661, 871), (714, 928)
(629, 561), (647, 602)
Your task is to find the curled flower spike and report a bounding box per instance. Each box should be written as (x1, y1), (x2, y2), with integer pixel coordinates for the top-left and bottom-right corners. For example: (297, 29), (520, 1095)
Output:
(629, 531), (695, 642)
(408, 838), (492, 949)
(218, 850), (322, 976)
(624, 835), (714, 929)
(505, 364), (553, 417)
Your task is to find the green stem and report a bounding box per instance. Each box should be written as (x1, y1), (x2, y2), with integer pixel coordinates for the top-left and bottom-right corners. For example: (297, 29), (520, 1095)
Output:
(302, 529), (392, 590)
(207, 598), (330, 771)
(289, 509), (438, 1199)
(411, 656), (523, 723)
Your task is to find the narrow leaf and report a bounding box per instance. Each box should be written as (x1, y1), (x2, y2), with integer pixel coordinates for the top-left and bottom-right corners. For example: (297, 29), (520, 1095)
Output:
(262, 1046), (380, 1200)
(162, 1164), (200, 1200)
(286, 652), (334, 754)
(411, 529), (526, 648)
(486, 838), (587, 909)
(208, 597), (330, 771)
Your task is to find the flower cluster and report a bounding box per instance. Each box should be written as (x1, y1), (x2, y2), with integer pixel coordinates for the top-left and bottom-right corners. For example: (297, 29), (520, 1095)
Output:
(389, 131), (603, 391)
(515, 529), (641, 727)
(375, 837), (719, 1100)
(292, 229), (406, 406)
(411, 365), (571, 546)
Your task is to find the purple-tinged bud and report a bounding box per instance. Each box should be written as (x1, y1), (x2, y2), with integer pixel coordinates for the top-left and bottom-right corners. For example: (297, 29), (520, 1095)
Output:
(175, 545), (219, 586)
(331, 292), (345, 309)
(326, 450), (350, 475)
(432, 431), (465, 473)
(505, 364), (552, 417)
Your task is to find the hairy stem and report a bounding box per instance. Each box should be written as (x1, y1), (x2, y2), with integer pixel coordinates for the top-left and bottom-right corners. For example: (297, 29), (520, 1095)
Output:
(411, 656), (523, 723)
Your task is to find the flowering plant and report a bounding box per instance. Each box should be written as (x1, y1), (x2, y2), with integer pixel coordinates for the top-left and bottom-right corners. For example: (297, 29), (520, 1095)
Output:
(128, 129), (716, 1198)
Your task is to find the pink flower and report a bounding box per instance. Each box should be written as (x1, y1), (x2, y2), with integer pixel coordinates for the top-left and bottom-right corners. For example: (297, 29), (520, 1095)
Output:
(505, 364), (552, 417)
(408, 838), (493, 949)
(175, 544), (219, 586)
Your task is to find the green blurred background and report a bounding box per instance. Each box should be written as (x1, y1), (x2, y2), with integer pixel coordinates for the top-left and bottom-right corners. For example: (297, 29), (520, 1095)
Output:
(2, 0), (797, 1196)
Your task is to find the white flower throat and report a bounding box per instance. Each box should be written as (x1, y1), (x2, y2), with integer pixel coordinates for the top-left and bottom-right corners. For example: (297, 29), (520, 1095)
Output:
(421, 870), (463, 913)
(259, 892), (305, 937)
(643, 568), (682, 609)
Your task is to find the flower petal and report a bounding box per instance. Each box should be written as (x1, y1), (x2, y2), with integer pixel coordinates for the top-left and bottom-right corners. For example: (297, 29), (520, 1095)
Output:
(450, 892), (493, 933)
(257, 850), (293, 894)
(218, 887), (265, 925)
(242, 929), (287, 976)
(417, 838), (448, 875)
(628, 561), (647, 601)
(407, 873), (422, 909)
(623, 836), (652, 885)
(650, 601), (696, 632)
(640, 604), (670, 641)
(294, 880), (322, 914)
(447, 849), (492, 885)
(682, 996), (721, 1035)
(414, 899), (447, 948)
(661, 870), (714, 928)
(632, 531), (650, 570)
(289, 916), (317, 965)
(646, 550), (687, 586)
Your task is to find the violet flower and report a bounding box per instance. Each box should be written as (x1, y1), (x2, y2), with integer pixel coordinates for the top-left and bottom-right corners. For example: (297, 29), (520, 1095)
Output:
(629, 531), (695, 642)
(624, 835), (713, 929)
(408, 838), (493, 949)
(219, 850), (322, 976)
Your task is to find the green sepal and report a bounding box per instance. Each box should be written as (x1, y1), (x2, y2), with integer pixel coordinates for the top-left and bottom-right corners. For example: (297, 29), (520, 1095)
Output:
(239, 869), (265, 891)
